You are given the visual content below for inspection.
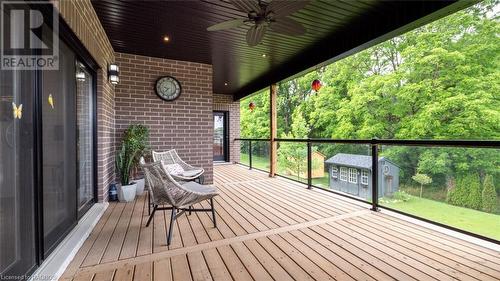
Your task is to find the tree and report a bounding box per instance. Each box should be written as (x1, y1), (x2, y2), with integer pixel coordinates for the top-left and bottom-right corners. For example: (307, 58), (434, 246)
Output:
(447, 173), (483, 210)
(278, 110), (309, 180)
(240, 88), (270, 138)
(482, 175), (497, 213)
(240, 2), (500, 195)
(412, 173), (433, 198)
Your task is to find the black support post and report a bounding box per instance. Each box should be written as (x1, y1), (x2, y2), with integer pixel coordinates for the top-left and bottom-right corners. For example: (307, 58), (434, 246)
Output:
(249, 140), (253, 170)
(307, 140), (312, 189)
(371, 140), (379, 211)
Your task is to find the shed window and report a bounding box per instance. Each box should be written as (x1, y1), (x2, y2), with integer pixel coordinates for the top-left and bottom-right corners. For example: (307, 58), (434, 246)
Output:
(339, 167), (348, 181)
(361, 170), (369, 185)
(349, 168), (357, 184)
(331, 167), (338, 179)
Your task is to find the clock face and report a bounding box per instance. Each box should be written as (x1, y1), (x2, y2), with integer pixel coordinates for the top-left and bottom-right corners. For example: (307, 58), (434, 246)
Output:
(155, 76), (182, 101)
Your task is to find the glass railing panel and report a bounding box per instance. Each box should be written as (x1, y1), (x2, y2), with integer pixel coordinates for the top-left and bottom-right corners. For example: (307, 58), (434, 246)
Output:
(239, 140), (250, 166)
(310, 143), (371, 201)
(276, 141), (308, 184)
(252, 141), (270, 172)
(378, 145), (500, 241)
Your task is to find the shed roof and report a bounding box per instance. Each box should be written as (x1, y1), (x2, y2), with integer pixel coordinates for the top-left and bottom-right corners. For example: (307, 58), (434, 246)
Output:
(325, 153), (372, 169)
(324, 153), (399, 169)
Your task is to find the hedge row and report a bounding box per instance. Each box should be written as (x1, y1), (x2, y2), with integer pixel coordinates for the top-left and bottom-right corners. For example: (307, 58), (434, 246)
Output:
(446, 174), (497, 212)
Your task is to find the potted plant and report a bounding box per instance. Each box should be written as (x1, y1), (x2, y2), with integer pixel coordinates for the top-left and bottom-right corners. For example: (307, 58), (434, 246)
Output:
(115, 140), (139, 202)
(123, 124), (150, 195)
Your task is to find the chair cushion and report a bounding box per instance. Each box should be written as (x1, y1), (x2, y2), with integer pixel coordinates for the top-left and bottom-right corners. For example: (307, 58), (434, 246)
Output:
(182, 169), (203, 177)
(182, 181), (217, 194)
(163, 163), (184, 175)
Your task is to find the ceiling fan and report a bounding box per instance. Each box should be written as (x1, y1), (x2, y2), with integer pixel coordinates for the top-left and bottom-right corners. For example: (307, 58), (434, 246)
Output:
(207, 0), (309, 47)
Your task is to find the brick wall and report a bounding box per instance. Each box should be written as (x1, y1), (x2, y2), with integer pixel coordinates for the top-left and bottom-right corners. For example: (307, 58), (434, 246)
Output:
(114, 52), (214, 184)
(213, 94), (240, 163)
(55, 0), (116, 201)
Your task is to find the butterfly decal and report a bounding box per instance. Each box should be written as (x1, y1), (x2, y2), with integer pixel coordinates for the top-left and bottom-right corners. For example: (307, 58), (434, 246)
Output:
(48, 94), (54, 109)
(12, 102), (22, 119)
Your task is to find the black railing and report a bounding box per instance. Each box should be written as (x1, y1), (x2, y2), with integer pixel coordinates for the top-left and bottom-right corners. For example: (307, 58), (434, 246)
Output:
(235, 137), (500, 244)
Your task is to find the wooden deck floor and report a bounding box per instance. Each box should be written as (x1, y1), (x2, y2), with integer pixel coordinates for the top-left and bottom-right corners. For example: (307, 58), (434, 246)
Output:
(61, 164), (500, 281)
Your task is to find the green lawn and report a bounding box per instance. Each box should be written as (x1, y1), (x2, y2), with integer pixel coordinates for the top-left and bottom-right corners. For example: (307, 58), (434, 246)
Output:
(240, 153), (331, 186)
(240, 153), (269, 171)
(239, 153), (499, 239)
(382, 195), (500, 240)
(312, 175), (330, 188)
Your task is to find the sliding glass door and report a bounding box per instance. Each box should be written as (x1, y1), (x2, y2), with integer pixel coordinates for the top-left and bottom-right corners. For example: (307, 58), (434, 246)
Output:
(0, 8), (96, 277)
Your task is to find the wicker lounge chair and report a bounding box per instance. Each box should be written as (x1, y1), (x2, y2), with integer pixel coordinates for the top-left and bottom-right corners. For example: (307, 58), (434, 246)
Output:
(152, 149), (205, 183)
(139, 156), (154, 216)
(141, 161), (218, 245)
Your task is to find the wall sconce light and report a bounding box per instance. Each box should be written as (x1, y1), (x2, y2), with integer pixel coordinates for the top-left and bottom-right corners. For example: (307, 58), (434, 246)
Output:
(76, 62), (86, 82)
(108, 63), (119, 85)
(76, 71), (86, 81)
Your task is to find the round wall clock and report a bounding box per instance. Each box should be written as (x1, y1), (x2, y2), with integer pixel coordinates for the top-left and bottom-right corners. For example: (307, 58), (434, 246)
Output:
(155, 76), (182, 101)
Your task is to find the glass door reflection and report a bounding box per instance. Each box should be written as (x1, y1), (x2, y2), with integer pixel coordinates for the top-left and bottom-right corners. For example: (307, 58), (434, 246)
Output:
(0, 6), (37, 276)
(42, 39), (77, 256)
(76, 62), (94, 216)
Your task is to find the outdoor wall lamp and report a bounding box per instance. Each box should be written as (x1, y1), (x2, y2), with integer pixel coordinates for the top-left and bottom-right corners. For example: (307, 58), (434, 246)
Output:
(108, 63), (120, 85)
(76, 62), (86, 82)
(76, 71), (86, 81)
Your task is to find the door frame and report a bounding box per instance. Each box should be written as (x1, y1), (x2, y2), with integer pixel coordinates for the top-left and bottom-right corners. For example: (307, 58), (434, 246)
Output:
(213, 111), (230, 162)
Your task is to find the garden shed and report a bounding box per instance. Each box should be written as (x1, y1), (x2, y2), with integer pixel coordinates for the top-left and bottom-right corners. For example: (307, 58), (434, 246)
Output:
(300, 151), (325, 179)
(325, 153), (400, 200)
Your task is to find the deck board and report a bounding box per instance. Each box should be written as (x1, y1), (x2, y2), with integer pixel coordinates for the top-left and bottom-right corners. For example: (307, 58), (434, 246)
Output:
(61, 164), (500, 281)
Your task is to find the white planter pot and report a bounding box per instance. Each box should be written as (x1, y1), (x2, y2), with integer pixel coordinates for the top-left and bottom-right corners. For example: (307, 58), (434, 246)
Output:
(135, 178), (145, 196)
(118, 183), (137, 202)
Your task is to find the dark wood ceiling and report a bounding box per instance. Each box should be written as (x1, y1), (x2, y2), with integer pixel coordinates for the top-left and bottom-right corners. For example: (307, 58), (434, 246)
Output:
(91, 0), (469, 100)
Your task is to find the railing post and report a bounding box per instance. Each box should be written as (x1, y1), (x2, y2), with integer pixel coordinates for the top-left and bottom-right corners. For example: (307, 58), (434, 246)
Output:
(371, 139), (379, 211)
(269, 84), (277, 177)
(249, 140), (253, 170)
(307, 140), (312, 189)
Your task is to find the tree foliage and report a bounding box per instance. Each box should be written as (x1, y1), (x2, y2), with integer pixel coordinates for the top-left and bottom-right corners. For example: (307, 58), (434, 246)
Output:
(240, 2), (499, 211)
(482, 175), (498, 213)
(412, 173), (433, 198)
(278, 110), (309, 180)
(447, 173), (483, 210)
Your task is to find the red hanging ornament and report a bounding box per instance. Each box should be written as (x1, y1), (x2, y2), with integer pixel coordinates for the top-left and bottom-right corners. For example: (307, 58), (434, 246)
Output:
(249, 102), (256, 112)
(311, 79), (322, 92)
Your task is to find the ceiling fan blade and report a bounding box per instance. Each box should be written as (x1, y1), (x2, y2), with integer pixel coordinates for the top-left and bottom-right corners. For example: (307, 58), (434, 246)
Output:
(268, 0), (309, 18)
(230, 0), (260, 13)
(246, 24), (267, 46)
(207, 18), (246, 31)
(269, 17), (306, 36)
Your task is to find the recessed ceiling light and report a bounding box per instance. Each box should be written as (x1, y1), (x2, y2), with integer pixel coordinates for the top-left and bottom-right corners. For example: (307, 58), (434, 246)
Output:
(262, 54), (267, 58)
(163, 36), (170, 42)
(224, 82), (228, 86)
